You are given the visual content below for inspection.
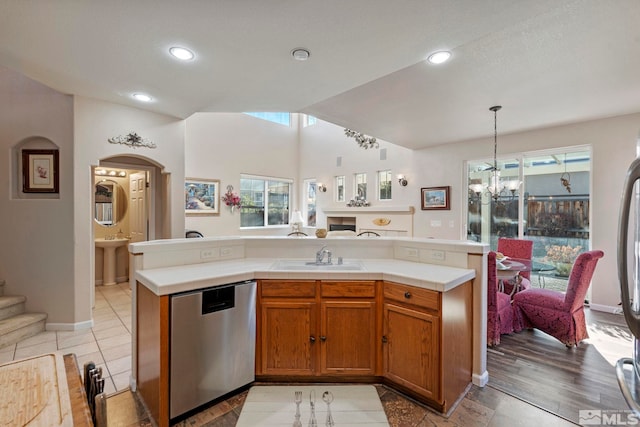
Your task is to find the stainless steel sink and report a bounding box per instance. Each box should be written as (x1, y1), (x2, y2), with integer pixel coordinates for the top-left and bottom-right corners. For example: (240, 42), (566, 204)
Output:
(270, 260), (364, 271)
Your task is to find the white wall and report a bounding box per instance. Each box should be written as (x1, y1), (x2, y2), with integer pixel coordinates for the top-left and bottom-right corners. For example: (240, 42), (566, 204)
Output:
(74, 97), (185, 326)
(184, 113), (299, 236)
(0, 66), (75, 323)
(299, 119), (416, 228)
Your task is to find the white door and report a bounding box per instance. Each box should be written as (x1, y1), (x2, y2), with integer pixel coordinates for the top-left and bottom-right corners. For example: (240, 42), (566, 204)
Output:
(129, 172), (147, 242)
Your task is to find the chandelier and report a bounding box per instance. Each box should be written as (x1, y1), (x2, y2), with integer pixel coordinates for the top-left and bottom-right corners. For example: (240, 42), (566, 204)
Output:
(344, 128), (379, 149)
(468, 106), (520, 204)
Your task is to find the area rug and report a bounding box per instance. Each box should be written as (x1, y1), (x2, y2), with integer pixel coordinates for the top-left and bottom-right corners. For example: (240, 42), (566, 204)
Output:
(236, 385), (390, 426)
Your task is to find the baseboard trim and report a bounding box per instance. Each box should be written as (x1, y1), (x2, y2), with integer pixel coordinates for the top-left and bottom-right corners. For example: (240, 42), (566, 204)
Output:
(589, 303), (623, 314)
(473, 370), (489, 387)
(46, 319), (94, 331)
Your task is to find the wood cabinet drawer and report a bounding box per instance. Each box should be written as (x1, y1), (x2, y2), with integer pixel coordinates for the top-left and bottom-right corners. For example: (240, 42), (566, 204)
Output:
(321, 281), (376, 298)
(260, 280), (316, 298)
(384, 282), (439, 311)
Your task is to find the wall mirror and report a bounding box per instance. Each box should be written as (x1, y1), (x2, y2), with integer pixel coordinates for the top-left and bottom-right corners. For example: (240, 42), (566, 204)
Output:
(94, 179), (127, 227)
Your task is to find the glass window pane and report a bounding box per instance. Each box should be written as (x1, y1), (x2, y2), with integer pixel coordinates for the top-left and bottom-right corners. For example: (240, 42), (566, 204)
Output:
(355, 173), (367, 200)
(304, 180), (317, 227)
(240, 175), (292, 228)
(244, 112), (291, 126)
(378, 170), (392, 200)
(336, 176), (345, 202)
(240, 178), (265, 227)
(267, 180), (290, 226)
(523, 150), (590, 269)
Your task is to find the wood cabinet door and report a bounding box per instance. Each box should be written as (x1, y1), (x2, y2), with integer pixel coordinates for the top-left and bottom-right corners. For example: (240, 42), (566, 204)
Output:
(383, 302), (440, 401)
(260, 301), (317, 375)
(320, 300), (376, 375)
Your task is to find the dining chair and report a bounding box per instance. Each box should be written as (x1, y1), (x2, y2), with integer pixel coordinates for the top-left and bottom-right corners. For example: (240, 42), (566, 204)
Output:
(356, 231), (380, 237)
(512, 250), (604, 347)
(185, 230), (204, 238)
(497, 237), (533, 294)
(487, 251), (515, 346)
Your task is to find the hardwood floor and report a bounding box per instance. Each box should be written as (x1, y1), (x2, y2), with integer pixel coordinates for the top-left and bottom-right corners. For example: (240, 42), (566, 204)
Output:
(487, 307), (633, 423)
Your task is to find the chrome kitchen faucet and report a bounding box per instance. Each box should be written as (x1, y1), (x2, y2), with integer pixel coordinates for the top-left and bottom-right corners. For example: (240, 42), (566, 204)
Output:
(315, 245), (332, 264)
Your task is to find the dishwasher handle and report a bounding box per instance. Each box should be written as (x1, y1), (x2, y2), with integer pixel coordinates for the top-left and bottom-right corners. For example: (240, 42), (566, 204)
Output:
(202, 285), (235, 314)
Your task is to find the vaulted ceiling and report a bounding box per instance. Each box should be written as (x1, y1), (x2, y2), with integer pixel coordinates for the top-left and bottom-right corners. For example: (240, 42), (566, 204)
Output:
(1, 0), (638, 149)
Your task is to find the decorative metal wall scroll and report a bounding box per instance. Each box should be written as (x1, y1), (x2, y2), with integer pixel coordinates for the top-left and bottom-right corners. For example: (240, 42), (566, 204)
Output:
(108, 132), (156, 149)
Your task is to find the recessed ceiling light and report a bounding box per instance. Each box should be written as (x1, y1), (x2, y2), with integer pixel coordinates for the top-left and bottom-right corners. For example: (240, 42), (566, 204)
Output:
(427, 51), (451, 64)
(132, 93), (153, 102)
(169, 46), (195, 61)
(291, 48), (311, 61)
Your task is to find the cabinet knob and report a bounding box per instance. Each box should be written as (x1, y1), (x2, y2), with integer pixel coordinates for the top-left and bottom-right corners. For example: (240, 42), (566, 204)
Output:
(382, 335), (388, 343)
(310, 336), (316, 343)
(320, 336), (327, 342)
(404, 291), (412, 299)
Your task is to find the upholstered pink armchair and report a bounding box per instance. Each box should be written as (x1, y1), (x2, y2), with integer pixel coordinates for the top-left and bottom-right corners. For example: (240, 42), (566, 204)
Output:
(497, 238), (533, 294)
(487, 251), (515, 346)
(512, 250), (604, 347)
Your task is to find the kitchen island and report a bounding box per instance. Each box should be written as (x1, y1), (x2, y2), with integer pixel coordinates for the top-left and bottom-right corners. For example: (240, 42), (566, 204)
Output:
(128, 236), (487, 427)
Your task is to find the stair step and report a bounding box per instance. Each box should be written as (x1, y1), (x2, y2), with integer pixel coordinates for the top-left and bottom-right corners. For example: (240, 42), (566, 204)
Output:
(0, 313), (47, 349)
(0, 295), (26, 321)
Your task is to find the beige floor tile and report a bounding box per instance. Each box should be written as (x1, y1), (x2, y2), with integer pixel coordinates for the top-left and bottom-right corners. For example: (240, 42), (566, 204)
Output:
(97, 332), (132, 351)
(103, 375), (117, 396)
(14, 330), (57, 348)
(101, 343), (132, 362)
(112, 370), (132, 392)
(0, 349), (15, 364)
(92, 317), (126, 331)
(106, 355), (132, 376)
(57, 330), (96, 349)
(14, 340), (58, 359)
(74, 350), (105, 371)
(93, 324), (129, 341)
(61, 340), (100, 357)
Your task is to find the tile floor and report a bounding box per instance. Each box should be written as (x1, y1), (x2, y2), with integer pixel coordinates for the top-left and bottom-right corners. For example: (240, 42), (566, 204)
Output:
(0, 282), (133, 396)
(0, 282), (579, 426)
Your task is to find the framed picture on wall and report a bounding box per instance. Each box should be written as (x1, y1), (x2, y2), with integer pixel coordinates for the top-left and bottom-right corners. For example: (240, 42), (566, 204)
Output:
(421, 186), (450, 210)
(185, 178), (220, 215)
(22, 149), (59, 193)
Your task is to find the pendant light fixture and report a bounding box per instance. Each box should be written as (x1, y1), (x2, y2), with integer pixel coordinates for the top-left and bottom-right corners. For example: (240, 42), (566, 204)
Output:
(487, 105), (503, 201)
(468, 105), (520, 204)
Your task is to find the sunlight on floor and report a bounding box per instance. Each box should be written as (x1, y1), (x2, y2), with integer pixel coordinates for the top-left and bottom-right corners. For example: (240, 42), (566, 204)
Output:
(586, 313), (634, 366)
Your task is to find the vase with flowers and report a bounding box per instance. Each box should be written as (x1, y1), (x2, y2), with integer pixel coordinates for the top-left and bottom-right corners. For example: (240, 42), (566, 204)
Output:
(544, 244), (582, 277)
(222, 185), (241, 212)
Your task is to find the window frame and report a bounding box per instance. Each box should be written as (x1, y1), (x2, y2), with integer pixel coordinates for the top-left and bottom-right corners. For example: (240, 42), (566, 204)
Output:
(239, 174), (293, 229)
(378, 170), (392, 201)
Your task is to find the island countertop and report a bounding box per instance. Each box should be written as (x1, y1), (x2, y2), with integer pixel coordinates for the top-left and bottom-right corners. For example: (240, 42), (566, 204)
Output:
(135, 257), (476, 296)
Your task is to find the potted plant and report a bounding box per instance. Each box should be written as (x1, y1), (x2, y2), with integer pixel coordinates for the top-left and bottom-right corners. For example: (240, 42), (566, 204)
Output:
(544, 245), (582, 277)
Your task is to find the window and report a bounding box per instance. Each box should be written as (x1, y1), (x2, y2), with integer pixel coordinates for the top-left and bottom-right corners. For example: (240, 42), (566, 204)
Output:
(335, 175), (345, 202)
(244, 112), (291, 127)
(355, 173), (367, 200)
(304, 179), (317, 227)
(378, 170), (392, 200)
(240, 175), (291, 227)
(466, 148), (591, 292)
(303, 115), (317, 127)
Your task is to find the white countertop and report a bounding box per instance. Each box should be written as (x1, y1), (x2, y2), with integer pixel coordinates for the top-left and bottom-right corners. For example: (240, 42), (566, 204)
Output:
(135, 257), (476, 296)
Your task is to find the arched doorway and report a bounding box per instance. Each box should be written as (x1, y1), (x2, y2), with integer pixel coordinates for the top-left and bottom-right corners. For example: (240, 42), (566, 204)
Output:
(92, 155), (169, 304)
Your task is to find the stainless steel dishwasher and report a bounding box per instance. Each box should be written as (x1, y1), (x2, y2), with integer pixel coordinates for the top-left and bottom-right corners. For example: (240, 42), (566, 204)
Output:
(170, 280), (256, 419)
